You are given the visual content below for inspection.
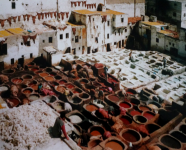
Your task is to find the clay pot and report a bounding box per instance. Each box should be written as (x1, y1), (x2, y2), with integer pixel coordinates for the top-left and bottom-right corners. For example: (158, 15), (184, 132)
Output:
(11, 77), (23, 84)
(119, 115), (133, 126)
(35, 70), (42, 75)
(28, 94), (40, 101)
(138, 104), (152, 112)
(159, 134), (182, 149)
(49, 81), (59, 87)
(2, 69), (15, 74)
(43, 76), (55, 82)
(6, 97), (20, 108)
(43, 95), (58, 103)
(22, 74), (33, 80)
(79, 92), (91, 104)
(88, 125), (105, 137)
(170, 130), (186, 143)
(129, 98), (140, 106)
(118, 101), (133, 111)
(142, 111), (156, 121)
(55, 85), (65, 94)
(83, 103), (99, 113)
(22, 87), (34, 97)
(58, 79), (68, 85)
(68, 95), (83, 110)
(79, 78), (89, 85)
(145, 123), (161, 134)
(39, 72), (49, 78)
(64, 83), (75, 89)
(126, 88), (137, 95)
(120, 128), (142, 146)
(30, 66), (40, 72)
(133, 115), (148, 125)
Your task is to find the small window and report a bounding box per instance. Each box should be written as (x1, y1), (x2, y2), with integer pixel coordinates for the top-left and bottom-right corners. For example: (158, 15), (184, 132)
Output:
(72, 38), (74, 41)
(107, 21), (110, 26)
(97, 25), (98, 28)
(79, 47), (80, 50)
(156, 38), (159, 43)
(30, 53), (33, 58)
(107, 34), (109, 39)
(66, 33), (69, 38)
(75, 36), (79, 43)
(113, 18), (115, 21)
(173, 43), (175, 47)
(169, 42), (171, 45)
(125, 29), (127, 32)
(27, 41), (30, 46)
(49, 37), (52, 43)
(79, 36), (81, 39)
(121, 18), (124, 23)
(43, 40), (45, 43)
(11, 58), (14, 65)
(12, 2), (16, 9)
(60, 34), (63, 39)
(95, 37), (98, 43)
(93, 18), (94, 21)
(0, 44), (7, 56)
(21, 42), (23, 45)
(173, 12), (176, 17)
(114, 42), (117, 45)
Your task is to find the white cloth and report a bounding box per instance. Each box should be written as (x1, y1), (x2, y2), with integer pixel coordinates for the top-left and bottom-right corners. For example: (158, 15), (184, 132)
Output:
(64, 103), (72, 112)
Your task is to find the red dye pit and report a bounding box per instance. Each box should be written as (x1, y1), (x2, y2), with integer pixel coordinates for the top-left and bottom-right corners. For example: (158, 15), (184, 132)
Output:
(80, 81), (86, 84)
(86, 105), (98, 112)
(12, 78), (22, 84)
(108, 95), (120, 102)
(91, 130), (101, 136)
(8, 98), (19, 107)
(31, 68), (39, 72)
(143, 112), (155, 120)
(139, 106), (150, 111)
(119, 102), (131, 108)
(130, 110), (141, 116)
(59, 80), (67, 84)
(127, 91), (134, 95)
(23, 90), (32, 94)
(30, 84), (38, 90)
(122, 132), (138, 142)
(120, 117), (131, 125)
(50, 73), (56, 76)
(39, 73), (48, 77)
(66, 84), (75, 89)
(44, 76), (55, 82)
(108, 78), (117, 83)
(72, 90), (80, 94)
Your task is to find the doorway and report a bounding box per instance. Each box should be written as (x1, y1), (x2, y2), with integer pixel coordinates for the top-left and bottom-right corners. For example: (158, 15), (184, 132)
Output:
(107, 43), (111, 52)
(72, 48), (76, 55)
(87, 47), (91, 54)
(119, 41), (121, 48)
(122, 40), (124, 48)
(18, 57), (24, 67)
(170, 47), (178, 56)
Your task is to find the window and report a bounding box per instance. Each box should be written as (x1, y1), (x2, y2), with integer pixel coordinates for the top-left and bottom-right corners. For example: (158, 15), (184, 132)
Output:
(95, 37), (98, 43)
(107, 34), (109, 39)
(93, 18), (94, 21)
(173, 12), (176, 17)
(184, 13), (186, 17)
(107, 21), (110, 26)
(0, 44), (7, 56)
(79, 47), (80, 50)
(156, 38), (159, 43)
(115, 32), (116, 35)
(66, 33), (69, 38)
(79, 36), (81, 39)
(12, 2), (16, 9)
(114, 42), (117, 45)
(49, 37), (52, 43)
(125, 29), (127, 32)
(11, 58), (14, 65)
(27, 41), (30, 46)
(43, 40), (45, 43)
(72, 38), (74, 41)
(169, 42), (171, 45)
(113, 18), (115, 21)
(75, 36), (79, 43)
(91, 34), (93, 38)
(173, 43), (175, 47)
(30, 53), (33, 58)
(121, 18), (124, 23)
(60, 34), (63, 39)
(21, 42), (23, 45)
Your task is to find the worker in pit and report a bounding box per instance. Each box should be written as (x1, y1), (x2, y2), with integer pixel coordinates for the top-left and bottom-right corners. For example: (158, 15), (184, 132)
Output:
(129, 50), (132, 61)
(104, 65), (108, 81)
(163, 57), (167, 68)
(50, 111), (69, 140)
(98, 88), (104, 101)
(117, 68), (122, 81)
(38, 83), (43, 93)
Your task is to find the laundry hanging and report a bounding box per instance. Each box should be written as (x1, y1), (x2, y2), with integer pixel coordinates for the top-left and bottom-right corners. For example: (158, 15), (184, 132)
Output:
(49, 12), (53, 18)
(57, 13), (61, 19)
(41, 13), (44, 19)
(23, 15), (27, 21)
(61, 12), (65, 20)
(66, 12), (69, 18)
(78, 1), (81, 6)
(0, 19), (5, 27)
(13, 16), (17, 23)
(54, 12), (57, 18)
(27, 14), (30, 21)
(32, 16), (36, 24)
(7, 17), (12, 26)
(72, 28), (76, 35)
(29, 34), (37, 43)
(37, 13), (41, 20)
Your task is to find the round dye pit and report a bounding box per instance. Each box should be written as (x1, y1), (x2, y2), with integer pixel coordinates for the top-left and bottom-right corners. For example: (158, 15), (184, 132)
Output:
(90, 130), (101, 136)
(170, 131), (186, 143)
(65, 84), (75, 89)
(105, 141), (123, 150)
(54, 75), (62, 80)
(93, 82), (101, 87)
(29, 84), (38, 91)
(179, 125), (186, 134)
(130, 98), (140, 106)
(79, 93), (89, 99)
(133, 115), (148, 124)
(148, 102), (161, 109)
(145, 124), (160, 134)
(56, 86), (65, 93)
(2, 69), (14, 74)
(50, 72), (57, 76)
(35, 71), (42, 74)
(108, 95), (120, 102)
(22, 74), (33, 80)
(31, 67), (39, 72)
(130, 110), (141, 116)
(139, 105), (151, 111)
(28, 94), (40, 101)
(72, 88), (82, 94)
(44, 76), (55, 82)
(12, 78), (23, 84)
(122, 130), (140, 143)
(86, 104), (98, 112)
(39, 72), (49, 77)
(44, 95), (57, 103)
(119, 102), (132, 109)
(53, 102), (64, 111)
(120, 116), (132, 125)
(50, 81), (59, 87)
(71, 97), (82, 104)
(59, 80), (67, 84)
(108, 77), (118, 83)
(45, 68), (52, 72)
(7, 98), (20, 108)
(22, 88), (33, 94)
(143, 111), (155, 120)
(126, 89), (137, 95)
(160, 135), (181, 149)
(69, 115), (83, 124)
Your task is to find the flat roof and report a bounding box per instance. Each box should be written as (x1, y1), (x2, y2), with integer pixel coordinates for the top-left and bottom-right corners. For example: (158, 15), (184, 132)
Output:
(66, 22), (85, 27)
(74, 9), (124, 16)
(0, 30), (13, 38)
(142, 21), (165, 26)
(6, 28), (25, 35)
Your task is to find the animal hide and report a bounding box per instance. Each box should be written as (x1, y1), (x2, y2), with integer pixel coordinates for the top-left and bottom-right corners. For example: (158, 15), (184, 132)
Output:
(37, 13), (41, 20)
(27, 14), (30, 21)
(54, 12), (57, 18)
(94, 3), (96, 8)
(78, 1), (81, 6)
(13, 16), (17, 23)
(102, 15), (107, 22)
(23, 15), (27, 21)
(7, 17), (12, 26)
(74, 2), (77, 7)
(0, 19), (5, 27)
(22, 35), (29, 45)
(61, 12), (65, 20)
(18, 16), (21, 21)
(32, 16), (36, 24)
(72, 28), (76, 35)
(57, 13), (61, 19)
(71, 2), (73, 7)
(29, 34), (37, 43)
(49, 12), (53, 18)
(45, 12), (48, 18)
(41, 13), (44, 19)
(66, 12), (69, 18)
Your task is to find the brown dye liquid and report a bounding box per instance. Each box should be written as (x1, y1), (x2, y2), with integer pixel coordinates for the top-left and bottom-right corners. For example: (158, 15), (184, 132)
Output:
(122, 132), (138, 142)
(9, 98), (19, 106)
(23, 89), (32, 94)
(105, 141), (123, 150)
(108, 95), (119, 102)
(12, 78), (22, 84)
(44, 76), (54, 81)
(30, 84), (38, 90)
(139, 106), (150, 111)
(86, 105), (98, 112)
(91, 130), (101, 136)
(80, 81), (86, 84)
(39, 73), (48, 77)
(57, 86), (65, 93)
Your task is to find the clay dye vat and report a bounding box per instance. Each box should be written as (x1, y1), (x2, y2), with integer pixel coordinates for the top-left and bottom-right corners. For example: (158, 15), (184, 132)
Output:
(7, 98), (20, 108)
(89, 126), (105, 137)
(86, 104), (98, 112)
(126, 89), (137, 95)
(105, 141), (123, 150)
(145, 124), (160, 134)
(72, 88), (82, 94)
(120, 116), (132, 125)
(22, 88), (33, 94)
(179, 125), (186, 134)
(79, 79), (89, 85)
(148, 101), (161, 110)
(50, 81), (59, 87)
(119, 101), (132, 109)
(122, 129), (141, 143)
(70, 97), (82, 104)
(50, 72), (57, 76)
(28, 94), (40, 101)
(54, 75), (62, 80)
(52, 102), (64, 112)
(59, 80), (67, 84)
(22, 74), (33, 80)
(108, 78), (118, 83)
(65, 83), (75, 89)
(43, 95), (57, 103)
(108, 95), (120, 102)
(91, 131), (101, 136)
(31, 67), (39, 72)
(29, 84), (38, 91)
(44, 76), (55, 82)
(2, 69), (14, 74)
(130, 98), (140, 106)
(143, 111), (155, 120)
(133, 115), (148, 124)
(130, 110), (141, 116)
(139, 105), (151, 111)
(160, 135), (181, 149)
(79, 93), (89, 99)
(56, 86), (65, 93)
(39, 72), (49, 77)
(12, 78), (23, 84)
(69, 115), (83, 124)
(170, 131), (186, 143)
(45, 68), (52, 73)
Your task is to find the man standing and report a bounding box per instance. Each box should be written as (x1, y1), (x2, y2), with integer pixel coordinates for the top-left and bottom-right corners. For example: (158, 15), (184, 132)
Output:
(163, 57), (167, 68)
(104, 65), (108, 81)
